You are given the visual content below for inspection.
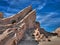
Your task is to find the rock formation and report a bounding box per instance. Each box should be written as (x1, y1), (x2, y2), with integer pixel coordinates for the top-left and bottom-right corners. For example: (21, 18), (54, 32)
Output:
(0, 5), (36, 45)
(55, 27), (60, 37)
(0, 5), (58, 45)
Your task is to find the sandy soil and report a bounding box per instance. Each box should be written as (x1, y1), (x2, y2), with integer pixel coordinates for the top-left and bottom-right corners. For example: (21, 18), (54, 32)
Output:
(38, 36), (60, 45)
(18, 36), (60, 45)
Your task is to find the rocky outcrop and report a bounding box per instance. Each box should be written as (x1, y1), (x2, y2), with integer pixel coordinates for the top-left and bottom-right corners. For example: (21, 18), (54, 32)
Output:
(0, 6), (32, 25)
(0, 5), (36, 45)
(32, 21), (58, 42)
(0, 5), (59, 45)
(55, 27), (60, 37)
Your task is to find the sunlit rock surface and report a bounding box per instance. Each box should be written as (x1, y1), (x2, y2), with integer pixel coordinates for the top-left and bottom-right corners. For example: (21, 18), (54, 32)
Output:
(0, 6), (60, 45)
(55, 27), (60, 37)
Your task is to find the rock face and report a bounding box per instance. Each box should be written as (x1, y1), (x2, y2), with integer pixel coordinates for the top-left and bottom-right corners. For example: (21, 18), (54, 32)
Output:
(55, 27), (60, 37)
(0, 5), (58, 45)
(0, 5), (36, 45)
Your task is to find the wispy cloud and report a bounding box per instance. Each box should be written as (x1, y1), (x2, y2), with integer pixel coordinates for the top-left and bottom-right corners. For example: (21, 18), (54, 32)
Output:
(4, 12), (15, 18)
(36, 12), (60, 29)
(40, 12), (58, 23)
(37, 2), (46, 10)
(36, 0), (47, 10)
(36, 15), (45, 20)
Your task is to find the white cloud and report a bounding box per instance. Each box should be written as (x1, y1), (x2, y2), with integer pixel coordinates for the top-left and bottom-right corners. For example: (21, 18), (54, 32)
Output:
(37, 2), (46, 10)
(36, 12), (60, 27)
(4, 13), (14, 18)
(36, 15), (40, 19)
(40, 12), (58, 23)
(36, 15), (44, 19)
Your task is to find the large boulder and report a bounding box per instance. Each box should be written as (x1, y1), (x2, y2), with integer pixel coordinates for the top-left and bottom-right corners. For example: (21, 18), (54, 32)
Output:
(55, 27), (60, 37)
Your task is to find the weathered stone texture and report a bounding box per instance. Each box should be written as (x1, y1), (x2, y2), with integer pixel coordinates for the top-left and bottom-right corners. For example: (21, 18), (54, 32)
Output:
(0, 5), (58, 45)
(55, 27), (60, 37)
(0, 5), (32, 24)
(0, 5), (36, 45)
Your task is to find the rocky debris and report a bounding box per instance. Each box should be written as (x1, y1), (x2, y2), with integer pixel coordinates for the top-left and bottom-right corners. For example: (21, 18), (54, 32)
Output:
(32, 23), (58, 43)
(32, 28), (44, 42)
(32, 28), (51, 42)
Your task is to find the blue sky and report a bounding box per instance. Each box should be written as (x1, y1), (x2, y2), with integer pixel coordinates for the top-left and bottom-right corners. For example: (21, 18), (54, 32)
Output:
(0, 0), (60, 32)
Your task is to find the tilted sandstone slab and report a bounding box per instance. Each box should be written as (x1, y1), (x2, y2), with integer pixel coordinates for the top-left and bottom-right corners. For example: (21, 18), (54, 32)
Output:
(0, 5), (58, 45)
(0, 5), (32, 25)
(0, 23), (26, 45)
(0, 5), (36, 45)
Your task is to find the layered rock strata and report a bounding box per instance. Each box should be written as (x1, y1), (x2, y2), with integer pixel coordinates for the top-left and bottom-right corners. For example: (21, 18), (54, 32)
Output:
(0, 5), (59, 45)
